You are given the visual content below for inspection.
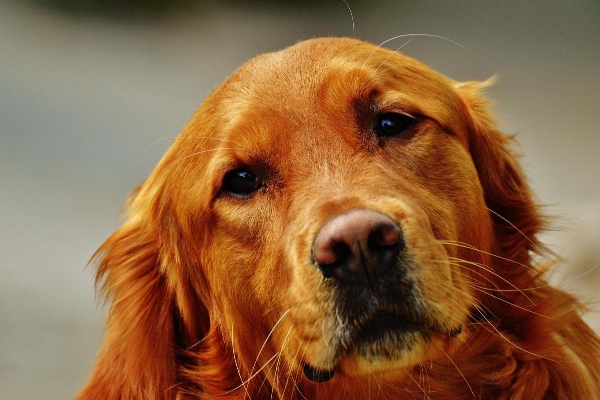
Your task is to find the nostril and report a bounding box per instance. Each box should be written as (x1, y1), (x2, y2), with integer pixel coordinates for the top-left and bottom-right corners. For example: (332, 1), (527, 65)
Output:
(315, 241), (353, 279)
(312, 209), (404, 284)
(313, 240), (348, 267)
(369, 222), (402, 249)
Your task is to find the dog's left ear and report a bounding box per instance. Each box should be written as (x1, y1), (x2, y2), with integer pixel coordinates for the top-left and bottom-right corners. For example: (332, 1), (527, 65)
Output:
(454, 80), (544, 264)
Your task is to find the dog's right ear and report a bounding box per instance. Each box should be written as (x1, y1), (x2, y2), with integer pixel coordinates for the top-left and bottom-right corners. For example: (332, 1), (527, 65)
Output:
(76, 184), (210, 400)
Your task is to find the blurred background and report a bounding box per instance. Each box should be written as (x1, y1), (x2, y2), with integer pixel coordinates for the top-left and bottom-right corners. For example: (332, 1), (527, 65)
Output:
(1, 0), (598, 398)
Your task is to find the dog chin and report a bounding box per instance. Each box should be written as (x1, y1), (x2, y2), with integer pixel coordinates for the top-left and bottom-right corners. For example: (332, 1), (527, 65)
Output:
(302, 321), (428, 382)
(303, 336), (425, 383)
(341, 329), (428, 374)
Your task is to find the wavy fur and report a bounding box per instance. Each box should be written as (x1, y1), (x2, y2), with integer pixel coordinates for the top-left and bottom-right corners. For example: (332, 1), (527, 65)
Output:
(77, 38), (600, 399)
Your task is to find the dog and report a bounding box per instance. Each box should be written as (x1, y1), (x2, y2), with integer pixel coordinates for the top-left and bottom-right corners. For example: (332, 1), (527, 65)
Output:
(77, 37), (600, 399)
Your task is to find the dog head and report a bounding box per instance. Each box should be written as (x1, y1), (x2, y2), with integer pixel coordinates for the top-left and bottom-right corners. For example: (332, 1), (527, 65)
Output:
(86, 38), (545, 398)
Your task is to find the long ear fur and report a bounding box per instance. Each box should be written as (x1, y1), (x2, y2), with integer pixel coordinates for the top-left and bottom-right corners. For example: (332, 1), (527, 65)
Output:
(455, 79), (549, 324)
(76, 217), (178, 399)
(76, 184), (210, 400)
(455, 79), (545, 266)
(455, 80), (600, 397)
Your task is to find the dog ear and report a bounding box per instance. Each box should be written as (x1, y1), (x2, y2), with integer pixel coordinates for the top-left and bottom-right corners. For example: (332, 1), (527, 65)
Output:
(455, 81), (600, 397)
(454, 80), (545, 265)
(76, 185), (210, 399)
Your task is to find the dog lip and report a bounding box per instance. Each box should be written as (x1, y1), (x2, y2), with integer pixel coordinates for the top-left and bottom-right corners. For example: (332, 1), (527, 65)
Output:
(357, 312), (422, 340)
(302, 363), (336, 383)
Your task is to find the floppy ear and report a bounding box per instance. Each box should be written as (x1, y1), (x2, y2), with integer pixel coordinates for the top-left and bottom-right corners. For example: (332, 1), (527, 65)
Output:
(455, 80), (545, 266)
(76, 185), (210, 400)
(455, 81), (600, 397)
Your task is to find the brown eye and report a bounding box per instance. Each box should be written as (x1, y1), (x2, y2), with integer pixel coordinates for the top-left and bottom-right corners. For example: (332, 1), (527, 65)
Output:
(222, 169), (261, 196)
(375, 113), (414, 138)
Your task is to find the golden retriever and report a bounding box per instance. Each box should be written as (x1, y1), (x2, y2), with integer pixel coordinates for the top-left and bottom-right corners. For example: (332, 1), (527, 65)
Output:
(77, 37), (600, 399)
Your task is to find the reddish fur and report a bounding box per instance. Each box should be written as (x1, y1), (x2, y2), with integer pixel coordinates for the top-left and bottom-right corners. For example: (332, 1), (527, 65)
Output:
(77, 38), (600, 399)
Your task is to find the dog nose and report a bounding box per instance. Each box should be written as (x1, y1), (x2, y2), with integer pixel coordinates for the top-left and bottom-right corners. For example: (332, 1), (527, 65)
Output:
(312, 209), (404, 283)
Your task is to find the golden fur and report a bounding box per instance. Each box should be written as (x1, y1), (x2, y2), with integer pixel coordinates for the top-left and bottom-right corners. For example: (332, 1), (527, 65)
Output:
(77, 37), (600, 399)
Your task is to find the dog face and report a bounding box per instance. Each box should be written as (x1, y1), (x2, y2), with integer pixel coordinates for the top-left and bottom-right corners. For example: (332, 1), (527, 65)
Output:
(79, 37), (600, 400)
(149, 38), (494, 382)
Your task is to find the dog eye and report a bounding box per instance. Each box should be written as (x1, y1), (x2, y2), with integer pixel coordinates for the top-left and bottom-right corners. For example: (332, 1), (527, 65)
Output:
(375, 113), (414, 137)
(222, 169), (261, 196)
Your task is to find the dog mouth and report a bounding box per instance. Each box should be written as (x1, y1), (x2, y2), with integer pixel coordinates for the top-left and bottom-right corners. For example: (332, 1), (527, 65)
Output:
(302, 363), (336, 383)
(356, 312), (421, 342)
(301, 311), (426, 383)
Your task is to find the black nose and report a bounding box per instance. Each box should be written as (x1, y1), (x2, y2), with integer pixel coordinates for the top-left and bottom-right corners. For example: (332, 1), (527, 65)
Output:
(312, 209), (404, 284)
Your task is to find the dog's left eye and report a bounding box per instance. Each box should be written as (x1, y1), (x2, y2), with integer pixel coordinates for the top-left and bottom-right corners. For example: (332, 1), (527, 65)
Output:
(375, 113), (414, 137)
(222, 169), (261, 196)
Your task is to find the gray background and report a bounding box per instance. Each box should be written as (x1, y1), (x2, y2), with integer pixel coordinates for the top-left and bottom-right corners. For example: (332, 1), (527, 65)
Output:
(1, 1), (598, 398)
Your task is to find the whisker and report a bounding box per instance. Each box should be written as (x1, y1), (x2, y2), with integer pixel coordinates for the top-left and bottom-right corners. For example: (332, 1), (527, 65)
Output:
(438, 256), (524, 299)
(469, 286), (551, 319)
(406, 369), (432, 400)
(563, 261), (600, 281)
(473, 307), (561, 364)
(441, 258), (551, 317)
(362, 33), (470, 69)
(184, 334), (209, 352)
(295, 380), (310, 400)
(446, 257), (536, 305)
(256, 372), (272, 400)
(225, 353), (280, 395)
(372, 371), (388, 399)
(447, 261), (557, 293)
(341, 0), (355, 35)
(170, 147), (237, 165)
(271, 326), (294, 399)
(474, 284), (553, 293)
(486, 208), (541, 252)
(447, 260), (501, 289)
(249, 309), (292, 376)
(282, 337), (306, 398)
(441, 240), (537, 271)
(379, 374), (412, 396)
(288, 348), (310, 400)
(439, 348), (475, 398)
(420, 363), (431, 397)
(227, 309), (292, 397)
(145, 136), (238, 154)
(230, 322), (252, 399)
(373, 40), (413, 74)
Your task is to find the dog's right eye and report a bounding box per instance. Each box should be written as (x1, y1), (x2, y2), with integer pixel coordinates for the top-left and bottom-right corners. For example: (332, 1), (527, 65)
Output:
(222, 169), (261, 196)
